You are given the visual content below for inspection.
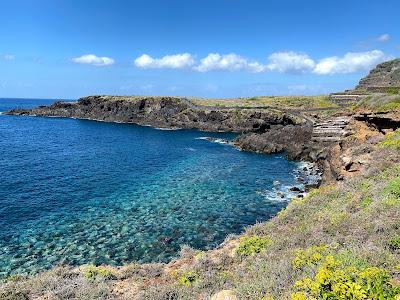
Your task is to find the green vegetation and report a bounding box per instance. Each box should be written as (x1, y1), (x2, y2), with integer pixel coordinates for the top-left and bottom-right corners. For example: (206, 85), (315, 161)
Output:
(383, 176), (400, 198)
(292, 254), (400, 299)
(356, 93), (400, 112)
(236, 235), (271, 256)
(83, 265), (115, 279)
(387, 87), (400, 95)
(291, 244), (329, 269)
(177, 271), (198, 287)
(379, 129), (400, 149)
(388, 236), (400, 250)
(191, 95), (337, 109)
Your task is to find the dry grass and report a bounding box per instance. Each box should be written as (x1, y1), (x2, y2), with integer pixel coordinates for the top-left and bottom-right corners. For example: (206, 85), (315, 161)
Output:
(190, 95), (336, 110)
(355, 93), (400, 112)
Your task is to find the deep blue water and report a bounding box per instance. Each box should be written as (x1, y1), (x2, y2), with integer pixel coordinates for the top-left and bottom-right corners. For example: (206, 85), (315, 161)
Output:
(0, 98), (307, 277)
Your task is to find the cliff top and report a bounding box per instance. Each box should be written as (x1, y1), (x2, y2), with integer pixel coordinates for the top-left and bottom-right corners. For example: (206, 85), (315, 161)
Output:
(356, 58), (400, 91)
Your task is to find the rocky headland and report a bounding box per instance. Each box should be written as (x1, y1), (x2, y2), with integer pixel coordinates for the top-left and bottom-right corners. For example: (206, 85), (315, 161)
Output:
(6, 96), (299, 133)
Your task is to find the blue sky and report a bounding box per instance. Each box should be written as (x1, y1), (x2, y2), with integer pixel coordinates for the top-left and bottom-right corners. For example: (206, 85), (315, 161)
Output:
(0, 0), (399, 99)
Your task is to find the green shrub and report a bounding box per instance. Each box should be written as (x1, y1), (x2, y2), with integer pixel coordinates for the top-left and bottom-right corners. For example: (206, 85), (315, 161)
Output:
(386, 87), (400, 95)
(361, 196), (373, 207)
(292, 256), (400, 300)
(177, 271), (198, 287)
(388, 236), (400, 250)
(379, 129), (400, 149)
(291, 244), (329, 270)
(383, 176), (400, 198)
(83, 265), (115, 279)
(236, 235), (271, 256)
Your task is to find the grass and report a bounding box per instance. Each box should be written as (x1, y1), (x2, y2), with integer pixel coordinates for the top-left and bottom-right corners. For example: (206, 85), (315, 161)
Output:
(356, 93), (400, 112)
(191, 95), (337, 110)
(388, 236), (400, 250)
(379, 129), (400, 149)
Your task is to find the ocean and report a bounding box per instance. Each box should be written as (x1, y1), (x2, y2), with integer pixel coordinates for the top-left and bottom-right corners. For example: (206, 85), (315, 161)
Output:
(0, 98), (308, 277)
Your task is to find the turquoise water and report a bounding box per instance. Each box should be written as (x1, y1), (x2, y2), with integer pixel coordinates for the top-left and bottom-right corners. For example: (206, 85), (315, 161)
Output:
(0, 98), (308, 277)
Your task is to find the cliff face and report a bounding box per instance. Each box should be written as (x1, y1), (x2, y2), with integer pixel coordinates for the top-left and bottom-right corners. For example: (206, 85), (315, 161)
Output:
(356, 59), (400, 91)
(6, 95), (298, 133)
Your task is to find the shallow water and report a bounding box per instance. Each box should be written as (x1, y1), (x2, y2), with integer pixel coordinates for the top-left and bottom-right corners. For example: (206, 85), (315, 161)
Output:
(0, 98), (308, 277)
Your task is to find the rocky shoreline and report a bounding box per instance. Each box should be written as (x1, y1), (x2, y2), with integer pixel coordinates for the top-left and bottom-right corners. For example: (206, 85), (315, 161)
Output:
(5, 96), (301, 132)
(5, 95), (323, 174)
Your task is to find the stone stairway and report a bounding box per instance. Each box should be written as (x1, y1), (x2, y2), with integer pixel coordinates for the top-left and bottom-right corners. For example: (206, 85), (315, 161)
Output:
(311, 116), (351, 143)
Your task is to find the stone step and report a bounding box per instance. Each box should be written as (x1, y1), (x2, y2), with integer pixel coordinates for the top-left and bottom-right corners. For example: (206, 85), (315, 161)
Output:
(311, 117), (351, 143)
(315, 123), (348, 127)
(312, 131), (346, 136)
(311, 136), (342, 142)
(314, 126), (347, 130)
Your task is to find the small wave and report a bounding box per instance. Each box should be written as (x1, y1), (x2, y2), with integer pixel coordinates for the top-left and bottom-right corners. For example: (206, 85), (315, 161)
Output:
(155, 127), (181, 131)
(195, 136), (231, 145)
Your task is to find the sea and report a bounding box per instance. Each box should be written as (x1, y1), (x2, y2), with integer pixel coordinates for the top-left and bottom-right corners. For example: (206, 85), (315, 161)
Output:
(0, 98), (310, 277)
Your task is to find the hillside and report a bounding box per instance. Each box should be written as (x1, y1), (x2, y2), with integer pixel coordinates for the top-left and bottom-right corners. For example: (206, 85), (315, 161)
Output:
(356, 59), (400, 92)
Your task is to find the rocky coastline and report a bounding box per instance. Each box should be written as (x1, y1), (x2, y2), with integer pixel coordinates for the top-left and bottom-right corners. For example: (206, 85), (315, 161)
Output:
(6, 95), (300, 133)
(5, 96), (324, 181)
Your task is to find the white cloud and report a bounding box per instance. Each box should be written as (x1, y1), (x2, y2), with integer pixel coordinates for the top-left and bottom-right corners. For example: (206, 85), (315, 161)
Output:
(71, 54), (114, 66)
(134, 53), (195, 69)
(132, 50), (390, 75)
(313, 50), (387, 75)
(266, 51), (315, 73)
(3, 54), (15, 60)
(195, 53), (265, 73)
(376, 33), (390, 42)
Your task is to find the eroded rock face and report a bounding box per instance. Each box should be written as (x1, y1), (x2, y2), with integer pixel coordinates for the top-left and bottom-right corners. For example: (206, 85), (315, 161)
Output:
(234, 123), (313, 160)
(6, 96), (296, 133)
(356, 59), (400, 91)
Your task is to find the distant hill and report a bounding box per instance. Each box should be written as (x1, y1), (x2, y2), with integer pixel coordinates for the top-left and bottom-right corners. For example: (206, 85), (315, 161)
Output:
(356, 58), (400, 92)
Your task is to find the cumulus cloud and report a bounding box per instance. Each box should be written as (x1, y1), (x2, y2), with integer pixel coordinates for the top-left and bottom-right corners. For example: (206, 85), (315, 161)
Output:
(313, 50), (387, 75)
(266, 51), (316, 73)
(71, 54), (114, 66)
(134, 53), (195, 69)
(195, 53), (265, 73)
(376, 33), (390, 42)
(132, 50), (389, 75)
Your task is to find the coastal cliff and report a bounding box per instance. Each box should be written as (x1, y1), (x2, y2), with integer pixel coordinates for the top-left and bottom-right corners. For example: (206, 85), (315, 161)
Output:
(6, 95), (299, 133)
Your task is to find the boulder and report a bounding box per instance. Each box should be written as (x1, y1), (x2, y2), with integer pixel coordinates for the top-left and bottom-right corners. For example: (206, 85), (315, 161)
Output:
(210, 290), (238, 300)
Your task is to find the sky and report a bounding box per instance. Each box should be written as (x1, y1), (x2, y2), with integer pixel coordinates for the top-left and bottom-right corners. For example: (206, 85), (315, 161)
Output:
(0, 0), (400, 99)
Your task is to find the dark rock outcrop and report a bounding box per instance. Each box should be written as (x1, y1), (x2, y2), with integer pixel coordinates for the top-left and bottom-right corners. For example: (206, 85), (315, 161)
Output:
(234, 123), (313, 160)
(6, 96), (298, 133)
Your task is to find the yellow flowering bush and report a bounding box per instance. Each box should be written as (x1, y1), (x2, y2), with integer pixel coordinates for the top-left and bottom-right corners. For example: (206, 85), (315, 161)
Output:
(291, 255), (400, 299)
(236, 235), (271, 256)
(177, 271), (198, 287)
(291, 244), (329, 270)
(379, 129), (400, 149)
(83, 265), (115, 279)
